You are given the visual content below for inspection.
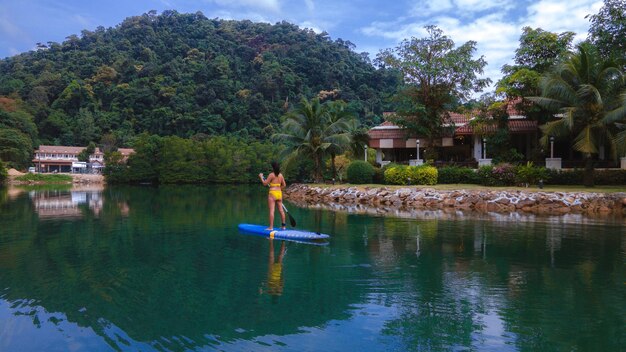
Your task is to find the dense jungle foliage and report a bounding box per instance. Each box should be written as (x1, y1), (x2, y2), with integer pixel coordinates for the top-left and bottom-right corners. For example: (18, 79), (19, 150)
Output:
(0, 10), (400, 153)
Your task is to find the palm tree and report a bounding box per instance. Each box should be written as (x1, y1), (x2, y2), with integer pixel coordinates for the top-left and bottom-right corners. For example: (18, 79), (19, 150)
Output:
(273, 98), (353, 183)
(346, 119), (370, 160)
(529, 44), (626, 187)
(324, 100), (355, 180)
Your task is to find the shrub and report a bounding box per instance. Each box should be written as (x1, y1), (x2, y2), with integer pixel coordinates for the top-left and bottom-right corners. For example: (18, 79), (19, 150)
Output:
(372, 167), (385, 184)
(346, 160), (374, 184)
(383, 165), (406, 185)
(545, 169), (583, 185)
(381, 162), (402, 172)
(477, 163), (517, 186)
(437, 166), (479, 184)
(384, 165), (437, 185)
(516, 162), (548, 186)
(546, 169), (626, 186)
(592, 169), (626, 185)
(407, 165), (438, 185)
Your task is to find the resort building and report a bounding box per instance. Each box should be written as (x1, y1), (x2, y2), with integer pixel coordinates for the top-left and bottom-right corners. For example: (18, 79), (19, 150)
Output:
(368, 111), (538, 167)
(32, 145), (134, 173)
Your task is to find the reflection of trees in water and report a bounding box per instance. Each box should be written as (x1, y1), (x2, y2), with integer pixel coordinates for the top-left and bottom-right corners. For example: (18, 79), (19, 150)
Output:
(364, 219), (625, 351)
(0, 185), (370, 351)
(0, 186), (623, 351)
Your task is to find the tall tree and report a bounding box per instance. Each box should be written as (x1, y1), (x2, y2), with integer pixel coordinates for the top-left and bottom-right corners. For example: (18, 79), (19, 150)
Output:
(587, 0), (626, 67)
(528, 44), (626, 187)
(497, 27), (575, 121)
(0, 110), (37, 168)
(376, 26), (490, 148)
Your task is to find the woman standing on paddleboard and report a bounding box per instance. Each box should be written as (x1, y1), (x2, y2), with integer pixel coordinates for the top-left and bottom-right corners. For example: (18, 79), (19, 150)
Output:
(259, 161), (287, 230)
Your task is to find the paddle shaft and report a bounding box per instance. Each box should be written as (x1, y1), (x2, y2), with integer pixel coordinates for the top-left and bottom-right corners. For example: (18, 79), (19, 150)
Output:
(281, 203), (297, 227)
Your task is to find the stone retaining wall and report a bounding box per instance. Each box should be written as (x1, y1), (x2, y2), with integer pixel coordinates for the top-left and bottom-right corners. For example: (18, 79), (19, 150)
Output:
(285, 184), (626, 216)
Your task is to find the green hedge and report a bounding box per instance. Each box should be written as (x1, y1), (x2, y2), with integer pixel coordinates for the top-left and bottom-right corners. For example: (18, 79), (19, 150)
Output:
(373, 163), (626, 186)
(546, 169), (626, 186)
(372, 167), (385, 184)
(346, 160), (374, 184)
(437, 166), (479, 184)
(384, 165), (438, 185)
(545, 169), (583, 185)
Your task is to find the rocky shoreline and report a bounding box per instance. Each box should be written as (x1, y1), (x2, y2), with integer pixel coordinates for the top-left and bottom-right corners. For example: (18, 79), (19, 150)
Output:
(285, 184), (626, 216)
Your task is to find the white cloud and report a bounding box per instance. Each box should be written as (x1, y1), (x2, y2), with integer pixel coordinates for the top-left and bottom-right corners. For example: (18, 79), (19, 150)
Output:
(360, 0), (603, 93)
(413, 0), (512, 16)
(360, 20), (427, 40)
(524, 0), (603, 43)
(299, 20), (324, 33)
(206, 0), (281, 12)
(452, 0), (513, 13)
(211, 9), (273, 23)
(9, 47), (20, 56)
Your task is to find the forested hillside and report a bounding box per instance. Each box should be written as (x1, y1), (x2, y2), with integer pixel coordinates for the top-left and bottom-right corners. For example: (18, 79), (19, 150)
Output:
(0, 10), (400, 150)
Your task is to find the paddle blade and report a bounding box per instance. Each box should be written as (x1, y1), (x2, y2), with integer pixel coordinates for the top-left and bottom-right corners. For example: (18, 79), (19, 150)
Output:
(282, 203), (297, 227)
(287, 212), (297, 227)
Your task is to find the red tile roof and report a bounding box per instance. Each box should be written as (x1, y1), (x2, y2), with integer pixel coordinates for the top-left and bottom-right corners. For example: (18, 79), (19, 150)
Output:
(368, 124), (407, 139)
(117, 148), (135, 156)
(36, 145), (103, 155)
(35, 145), (135, 156)
(455, 120), (538, 135)
(448, 112), (470, 125)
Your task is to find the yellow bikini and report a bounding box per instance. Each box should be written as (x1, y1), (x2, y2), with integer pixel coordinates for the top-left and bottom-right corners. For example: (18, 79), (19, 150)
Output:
(268, 183), (282, 200)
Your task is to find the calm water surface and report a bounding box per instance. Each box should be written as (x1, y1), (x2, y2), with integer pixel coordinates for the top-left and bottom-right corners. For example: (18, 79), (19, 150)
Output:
(0, 185), (624, 351)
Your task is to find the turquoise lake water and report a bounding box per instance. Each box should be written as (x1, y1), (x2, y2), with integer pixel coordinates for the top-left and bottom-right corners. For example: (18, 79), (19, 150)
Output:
(0, 185), (624, 351)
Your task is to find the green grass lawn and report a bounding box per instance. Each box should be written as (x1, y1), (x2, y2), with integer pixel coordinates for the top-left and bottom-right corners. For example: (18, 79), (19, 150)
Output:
(15, 173), (73, 183)
(307, 183), (626, 193)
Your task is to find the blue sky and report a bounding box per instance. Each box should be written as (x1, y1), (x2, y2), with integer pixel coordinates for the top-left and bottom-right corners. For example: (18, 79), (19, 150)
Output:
(0, 0), (603, 88)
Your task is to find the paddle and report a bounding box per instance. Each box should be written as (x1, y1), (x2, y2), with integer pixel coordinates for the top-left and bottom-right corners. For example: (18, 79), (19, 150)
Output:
(281, 203), (297, 227)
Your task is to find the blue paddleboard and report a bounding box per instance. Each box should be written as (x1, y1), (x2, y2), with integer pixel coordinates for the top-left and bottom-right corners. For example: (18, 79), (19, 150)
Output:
(238, 224), (330, 241)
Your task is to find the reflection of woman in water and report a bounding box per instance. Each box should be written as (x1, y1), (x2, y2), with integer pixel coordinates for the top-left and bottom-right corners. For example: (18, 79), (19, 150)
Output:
(261, 240), (286, 296)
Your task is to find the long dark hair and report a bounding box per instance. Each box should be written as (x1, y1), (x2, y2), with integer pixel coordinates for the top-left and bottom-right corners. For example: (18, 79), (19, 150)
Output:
(271, 161), (280, 175)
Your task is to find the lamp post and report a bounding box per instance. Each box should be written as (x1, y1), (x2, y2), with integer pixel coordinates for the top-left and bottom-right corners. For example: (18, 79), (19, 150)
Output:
(482, 138), (487, 159)
(416, 139), (420, 161)
(364, 145), (368, 162)
(549, 136), (555, 158)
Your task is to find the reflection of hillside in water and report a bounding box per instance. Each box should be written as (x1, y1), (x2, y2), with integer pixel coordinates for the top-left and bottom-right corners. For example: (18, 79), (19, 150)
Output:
(0, 186), (367, 351)
(0, 186), (622, 351)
